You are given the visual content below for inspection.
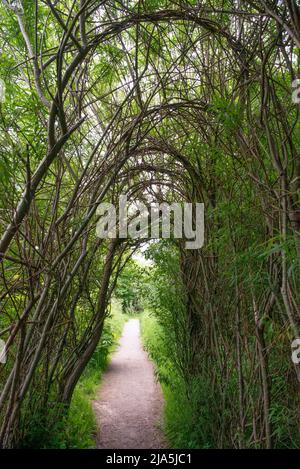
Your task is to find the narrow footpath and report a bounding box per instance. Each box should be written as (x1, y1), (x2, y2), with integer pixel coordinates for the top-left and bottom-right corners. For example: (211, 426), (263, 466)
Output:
(93, 319), (166, 449)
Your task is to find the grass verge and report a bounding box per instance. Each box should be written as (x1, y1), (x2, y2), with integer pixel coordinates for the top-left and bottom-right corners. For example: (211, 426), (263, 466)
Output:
(61, 299), (127, 448)
(140, 310), (210, 449)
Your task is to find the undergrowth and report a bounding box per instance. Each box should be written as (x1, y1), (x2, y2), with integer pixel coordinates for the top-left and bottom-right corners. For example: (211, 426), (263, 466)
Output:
(140, 311), (214, 449)
(63, 299), (127, 448)
(21, 299), (127, 448)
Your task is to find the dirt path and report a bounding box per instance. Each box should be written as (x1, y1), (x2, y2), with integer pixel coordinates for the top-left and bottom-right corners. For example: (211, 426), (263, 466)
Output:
(93, 319), (167, 449)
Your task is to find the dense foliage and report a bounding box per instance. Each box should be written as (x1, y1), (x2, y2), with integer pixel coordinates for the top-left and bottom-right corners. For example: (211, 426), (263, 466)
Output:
(0, 0), (299, 448)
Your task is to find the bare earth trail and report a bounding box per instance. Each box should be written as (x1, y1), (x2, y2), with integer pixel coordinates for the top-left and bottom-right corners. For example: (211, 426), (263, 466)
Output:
(93, 319), (167, 449)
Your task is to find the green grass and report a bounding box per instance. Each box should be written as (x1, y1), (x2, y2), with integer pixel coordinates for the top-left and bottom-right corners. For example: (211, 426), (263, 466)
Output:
(140, 311), (213, 449)
(60, 299), (127, 448)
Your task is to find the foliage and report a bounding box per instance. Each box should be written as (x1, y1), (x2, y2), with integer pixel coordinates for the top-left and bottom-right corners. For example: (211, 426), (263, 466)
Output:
(0, 0), (300, 449)
(115, 260), (148, 314)
(19, 300), (126, 449)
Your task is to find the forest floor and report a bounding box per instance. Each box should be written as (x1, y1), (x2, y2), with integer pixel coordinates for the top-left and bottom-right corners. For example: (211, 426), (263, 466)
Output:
(93, 318), (167, 449)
